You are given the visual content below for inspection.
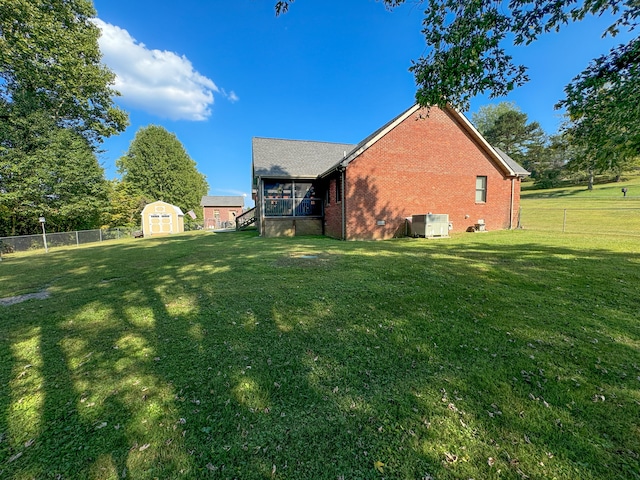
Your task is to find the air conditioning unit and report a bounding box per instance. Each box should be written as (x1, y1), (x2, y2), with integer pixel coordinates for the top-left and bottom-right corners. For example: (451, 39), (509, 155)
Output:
(412, 214), (449, 238)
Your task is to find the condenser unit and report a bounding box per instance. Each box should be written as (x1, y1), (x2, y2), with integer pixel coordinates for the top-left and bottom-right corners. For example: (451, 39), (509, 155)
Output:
(412, 214), (449, 238)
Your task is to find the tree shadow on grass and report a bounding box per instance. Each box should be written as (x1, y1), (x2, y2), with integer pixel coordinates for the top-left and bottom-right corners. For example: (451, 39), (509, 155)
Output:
(1, 231), (639, 479)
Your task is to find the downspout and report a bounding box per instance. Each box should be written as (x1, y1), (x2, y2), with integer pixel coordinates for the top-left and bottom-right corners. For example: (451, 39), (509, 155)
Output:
(509, 177), (515, 230)
(340, 167), (346, 240)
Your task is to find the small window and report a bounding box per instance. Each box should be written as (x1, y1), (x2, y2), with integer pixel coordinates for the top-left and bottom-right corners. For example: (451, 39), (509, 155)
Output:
(335, 177), (342, 203)
(475, 176), (487, 203)
(325, 185), (330, 205)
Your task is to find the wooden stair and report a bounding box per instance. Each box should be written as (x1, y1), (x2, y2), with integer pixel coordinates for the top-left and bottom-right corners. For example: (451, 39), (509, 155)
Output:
(236, 207), (257, 230)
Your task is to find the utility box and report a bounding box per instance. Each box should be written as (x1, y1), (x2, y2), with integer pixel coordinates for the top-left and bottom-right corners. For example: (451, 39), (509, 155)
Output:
(412, 214), (449, 238)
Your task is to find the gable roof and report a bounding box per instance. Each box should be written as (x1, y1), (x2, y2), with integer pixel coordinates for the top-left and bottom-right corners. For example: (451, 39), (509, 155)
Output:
(200, 195), (244, 207)
(252, 137), (356, 179)
(252, 105), (529, 181)
(493, 147), (530, 177)
(142, 200), (184, 216)
(321, 104), (528, 178)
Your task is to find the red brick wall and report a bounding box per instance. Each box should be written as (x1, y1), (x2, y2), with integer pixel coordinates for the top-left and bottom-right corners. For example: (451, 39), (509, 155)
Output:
(203, 206), (242, 228)
(324, 176), (343, 239)
(344, 107), (521, 240)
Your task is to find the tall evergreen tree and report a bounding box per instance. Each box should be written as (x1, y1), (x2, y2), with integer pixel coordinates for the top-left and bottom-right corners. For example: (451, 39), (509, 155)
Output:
(472, 102), (546, 176)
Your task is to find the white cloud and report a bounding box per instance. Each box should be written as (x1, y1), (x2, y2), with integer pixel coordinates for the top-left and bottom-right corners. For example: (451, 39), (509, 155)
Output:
(93, 18), (236, 121)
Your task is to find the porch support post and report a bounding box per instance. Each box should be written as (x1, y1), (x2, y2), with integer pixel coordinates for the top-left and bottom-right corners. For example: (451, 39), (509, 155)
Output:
(259, 177), (265, 236)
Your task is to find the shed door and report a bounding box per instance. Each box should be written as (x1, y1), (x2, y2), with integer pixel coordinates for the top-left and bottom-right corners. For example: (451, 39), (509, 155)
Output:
(149, 214), (173, 234)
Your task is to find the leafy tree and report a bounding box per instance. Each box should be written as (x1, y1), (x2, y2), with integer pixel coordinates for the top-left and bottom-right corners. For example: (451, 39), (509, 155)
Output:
(0, 0), (128, 144)
(558, 39), (640, 183)
(0, 0), (128, 235)
(102, 180), (150, 229)
(0, 112), (107, 236)
(117, 126), (208, 215)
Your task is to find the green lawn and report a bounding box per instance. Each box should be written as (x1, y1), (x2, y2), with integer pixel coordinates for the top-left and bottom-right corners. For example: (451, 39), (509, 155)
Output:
(1, 230), (639, 479)
(520, 175), (640, 235)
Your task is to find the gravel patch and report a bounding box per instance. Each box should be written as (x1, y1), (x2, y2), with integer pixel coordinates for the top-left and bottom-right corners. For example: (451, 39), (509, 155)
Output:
(0, 291), (50, 306)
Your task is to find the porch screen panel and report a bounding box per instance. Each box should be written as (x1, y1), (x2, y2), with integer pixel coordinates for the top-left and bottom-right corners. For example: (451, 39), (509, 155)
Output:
(294, 183), (321, 216)
(264, 182), (293, 216)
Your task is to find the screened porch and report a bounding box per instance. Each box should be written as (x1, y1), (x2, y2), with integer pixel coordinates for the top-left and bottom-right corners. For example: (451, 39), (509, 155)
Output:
(262, 181), (323, 217)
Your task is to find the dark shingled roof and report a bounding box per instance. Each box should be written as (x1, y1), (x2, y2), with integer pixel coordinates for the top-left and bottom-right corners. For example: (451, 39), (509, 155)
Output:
(252, 138), (356, 178)
(200, 196), (245, 207)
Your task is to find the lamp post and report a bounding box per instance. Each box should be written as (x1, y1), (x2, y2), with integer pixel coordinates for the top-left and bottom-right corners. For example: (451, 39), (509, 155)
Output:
(39, 217), (48, 253)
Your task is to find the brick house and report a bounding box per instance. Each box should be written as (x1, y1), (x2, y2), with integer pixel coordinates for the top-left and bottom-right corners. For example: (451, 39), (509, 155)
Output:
(201, 196), (244, 229)
(251, 104), (529, 240)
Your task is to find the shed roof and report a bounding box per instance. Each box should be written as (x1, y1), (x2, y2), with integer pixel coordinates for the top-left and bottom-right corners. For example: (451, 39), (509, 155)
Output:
(142, 200), (184, 216)
(252, 137), (356, 179)
(200, 196), (245, 207)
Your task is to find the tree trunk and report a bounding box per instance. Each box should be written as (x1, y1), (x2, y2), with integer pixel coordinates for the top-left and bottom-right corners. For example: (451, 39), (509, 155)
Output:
(587, 170), (594, 190)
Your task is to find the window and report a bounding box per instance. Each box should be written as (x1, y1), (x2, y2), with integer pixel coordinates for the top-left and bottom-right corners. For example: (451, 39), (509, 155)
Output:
(475, 176), (487, 203)
(335, 176), (342, 203)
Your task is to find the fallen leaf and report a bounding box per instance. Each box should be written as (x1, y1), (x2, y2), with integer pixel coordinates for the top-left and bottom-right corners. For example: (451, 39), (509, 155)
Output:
(139, 443), (150, 451)
(374, 460), (385, 473)
(488, 457), (496, 466)
(9, 452), (23, 462)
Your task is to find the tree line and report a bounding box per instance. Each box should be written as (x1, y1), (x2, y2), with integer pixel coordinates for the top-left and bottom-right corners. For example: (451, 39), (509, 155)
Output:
(2, 0), (638, 236)
(472, 102), (639, 190)
(0, 0), (207, 237)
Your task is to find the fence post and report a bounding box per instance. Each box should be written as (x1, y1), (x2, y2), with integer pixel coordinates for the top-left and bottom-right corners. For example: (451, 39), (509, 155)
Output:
(563, 209), (567, 233)
(76, 231), (79, 246)
(100, 229), (103, 242)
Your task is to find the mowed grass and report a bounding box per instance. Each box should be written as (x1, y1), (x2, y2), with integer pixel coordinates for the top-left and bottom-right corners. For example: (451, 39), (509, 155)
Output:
(520, 175), (640, 235)
(0, 229), (639, 479)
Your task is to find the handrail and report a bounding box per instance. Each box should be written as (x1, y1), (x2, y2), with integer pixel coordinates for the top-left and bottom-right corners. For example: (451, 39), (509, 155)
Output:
(236, 207), (257, 230)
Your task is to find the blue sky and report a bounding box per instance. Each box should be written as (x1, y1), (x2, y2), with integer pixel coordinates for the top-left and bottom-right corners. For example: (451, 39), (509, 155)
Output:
(92, 0), (633, 204)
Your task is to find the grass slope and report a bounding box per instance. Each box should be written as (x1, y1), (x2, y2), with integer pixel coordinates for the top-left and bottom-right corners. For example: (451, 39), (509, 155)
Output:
(520, 175), (640, 235)
(0, 230), (639, 479)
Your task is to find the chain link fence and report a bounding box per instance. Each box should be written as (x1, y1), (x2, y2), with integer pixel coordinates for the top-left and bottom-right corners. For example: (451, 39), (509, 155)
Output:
(0, 227), (139, 254)
(519, 207), (640, 236)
